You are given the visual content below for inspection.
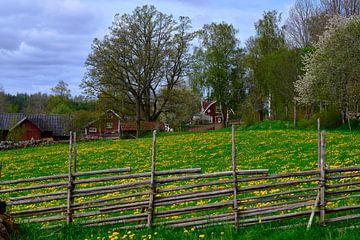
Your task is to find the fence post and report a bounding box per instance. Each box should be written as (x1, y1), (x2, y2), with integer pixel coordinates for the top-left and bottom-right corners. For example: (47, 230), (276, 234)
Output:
(232, 125), (239, 229)
(0, 161), (2, 191)
(66, 132), (74, 224)
(319, 130), (326, 226)
(147, 130), (156, 228)
(71, 132), (77, 219)
(317, 119), (321, 169)
(73, 132), (77, 176)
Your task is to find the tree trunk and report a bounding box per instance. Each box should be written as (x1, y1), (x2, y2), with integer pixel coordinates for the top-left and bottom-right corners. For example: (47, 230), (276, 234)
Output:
(259, 109), (264, 121)
(293, 100), (297, 128)
(136, 98), (141, 137)
(268, 92), (272, 120)
(219, 102), (226, 127)
(143, 88), (151, 122)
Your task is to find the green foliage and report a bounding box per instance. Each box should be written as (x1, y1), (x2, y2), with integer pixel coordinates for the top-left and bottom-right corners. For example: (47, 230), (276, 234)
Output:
(51, 80), (71, 98)
(316, 107), (343, 129)
(296, 118), (316, 129)
(190, 22), (245, 120)
(6, 125), (26, 142)
(245, 10), (298, 121)
(159, 87), (201, 130)
(72, 110), (99, 134)
(296, 15), (360, 120)
(254, 10), (285, 56)
(82, 5), (194, 136)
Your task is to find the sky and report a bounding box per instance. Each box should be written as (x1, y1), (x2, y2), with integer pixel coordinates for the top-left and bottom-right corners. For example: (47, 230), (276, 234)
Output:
(0, 0), (295, 96)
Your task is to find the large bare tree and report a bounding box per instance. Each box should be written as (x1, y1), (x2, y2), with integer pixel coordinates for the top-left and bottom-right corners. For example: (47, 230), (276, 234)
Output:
(82, 5), (194, 136)
(321, 0), (360, 16)
(286, 0), (360, 48)
(286, 0), (318, 48)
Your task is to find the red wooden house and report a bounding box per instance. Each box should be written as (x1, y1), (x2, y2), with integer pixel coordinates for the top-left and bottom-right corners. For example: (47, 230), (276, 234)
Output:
(0, 113), (71, 141)
(84, 110), (164, 137)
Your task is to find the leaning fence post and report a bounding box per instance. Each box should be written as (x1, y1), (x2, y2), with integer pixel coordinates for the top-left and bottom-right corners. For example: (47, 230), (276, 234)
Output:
(232, 125), (239, 229)
(147, 130), (156, 228)
(66, 132), (74, 224)
(319, 130), (326, 226)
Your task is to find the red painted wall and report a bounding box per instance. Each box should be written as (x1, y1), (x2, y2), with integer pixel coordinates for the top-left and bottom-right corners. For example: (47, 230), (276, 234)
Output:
(13, 120), (42, 141)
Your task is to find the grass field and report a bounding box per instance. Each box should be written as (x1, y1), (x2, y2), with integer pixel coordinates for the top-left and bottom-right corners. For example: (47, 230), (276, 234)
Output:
(1, 126), (360, 239)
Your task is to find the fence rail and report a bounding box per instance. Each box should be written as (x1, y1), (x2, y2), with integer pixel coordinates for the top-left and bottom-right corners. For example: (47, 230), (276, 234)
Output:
(1, 122), (360, 231)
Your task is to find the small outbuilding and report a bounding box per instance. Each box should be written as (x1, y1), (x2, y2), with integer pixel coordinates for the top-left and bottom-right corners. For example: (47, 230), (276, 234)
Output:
(0, 113), (72, 141)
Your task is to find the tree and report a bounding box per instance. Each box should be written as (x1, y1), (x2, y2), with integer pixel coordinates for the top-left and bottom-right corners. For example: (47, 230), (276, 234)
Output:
(321, 0), (360, 16)
(160, 86), (201, 130)
(190, 22), (245, 125)
(82, 5), (194, 136)
(51, 80), (71, 98)
(49, 80), (73, 114)
(295, 15), (360, 123)
(256, 48), (303, 120)
(0, 85), (7, 113)
(286, 0), (318, 48)
(245, 11), (286, 120)
(286, 0), (360, 48)
(25, 93), (49, 114)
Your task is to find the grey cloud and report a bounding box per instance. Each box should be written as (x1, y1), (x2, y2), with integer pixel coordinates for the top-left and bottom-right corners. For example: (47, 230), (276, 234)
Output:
(0, 0), (101, 95)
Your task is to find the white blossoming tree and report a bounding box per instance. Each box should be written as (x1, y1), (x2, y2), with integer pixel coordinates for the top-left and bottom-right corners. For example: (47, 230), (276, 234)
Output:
(295, 15), (360, 123)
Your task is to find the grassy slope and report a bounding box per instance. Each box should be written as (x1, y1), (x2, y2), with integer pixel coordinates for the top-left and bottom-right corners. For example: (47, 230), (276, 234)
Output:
(1, 127), (360, 239)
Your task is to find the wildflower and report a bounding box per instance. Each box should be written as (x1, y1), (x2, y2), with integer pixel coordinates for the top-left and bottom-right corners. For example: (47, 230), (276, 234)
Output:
(199, 234), (205, 238)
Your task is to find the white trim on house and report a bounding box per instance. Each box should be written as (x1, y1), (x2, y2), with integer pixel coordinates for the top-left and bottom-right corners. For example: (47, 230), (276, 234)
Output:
(202, 101), (217, 115)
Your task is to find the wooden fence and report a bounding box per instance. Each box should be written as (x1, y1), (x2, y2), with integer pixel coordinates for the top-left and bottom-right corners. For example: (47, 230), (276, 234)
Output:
(1, 125), (360, 231)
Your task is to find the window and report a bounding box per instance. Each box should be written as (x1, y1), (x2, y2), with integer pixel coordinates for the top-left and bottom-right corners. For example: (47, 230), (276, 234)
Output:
(89, 127), (97, 133)
(106, 122), (113, 129)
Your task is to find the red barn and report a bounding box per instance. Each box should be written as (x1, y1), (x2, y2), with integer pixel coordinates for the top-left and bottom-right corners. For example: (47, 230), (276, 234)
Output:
(201, 101), (228, 123)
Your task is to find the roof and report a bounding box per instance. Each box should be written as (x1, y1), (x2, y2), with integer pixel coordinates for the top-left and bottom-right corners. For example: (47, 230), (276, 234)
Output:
(0, 113), (72, 136)
(85, 109), (121, 127)
(202, 101), (217, 114)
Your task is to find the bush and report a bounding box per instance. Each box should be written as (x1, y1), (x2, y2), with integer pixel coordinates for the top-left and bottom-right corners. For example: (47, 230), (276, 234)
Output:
(296, 118), (315, 129)
(316, 107), (342, 129)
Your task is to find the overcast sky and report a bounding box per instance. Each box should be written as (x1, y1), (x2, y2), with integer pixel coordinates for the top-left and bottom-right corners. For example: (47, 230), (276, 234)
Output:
(0, 0), (295, 96)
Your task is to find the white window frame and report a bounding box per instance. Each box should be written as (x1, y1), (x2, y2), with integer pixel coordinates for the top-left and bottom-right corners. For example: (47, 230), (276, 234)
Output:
(89, 127), (97, 133)
(106, 122), (113, 129)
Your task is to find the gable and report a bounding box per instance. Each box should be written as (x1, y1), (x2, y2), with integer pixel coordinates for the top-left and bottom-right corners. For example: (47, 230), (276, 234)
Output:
(0, 113), (71, 136)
